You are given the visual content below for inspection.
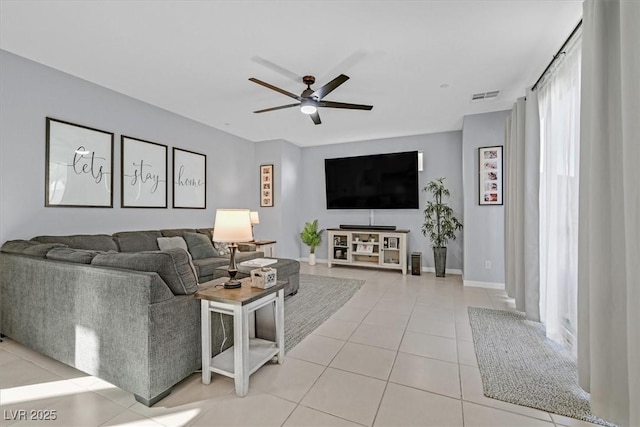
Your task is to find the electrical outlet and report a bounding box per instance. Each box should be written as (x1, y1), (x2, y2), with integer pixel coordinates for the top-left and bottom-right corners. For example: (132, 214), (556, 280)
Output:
(485, 261), (492, 269)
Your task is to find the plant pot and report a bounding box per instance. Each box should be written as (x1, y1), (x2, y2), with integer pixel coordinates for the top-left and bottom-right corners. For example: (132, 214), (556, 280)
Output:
(433, 247), (447, 277)
(308, 253), (316, 266)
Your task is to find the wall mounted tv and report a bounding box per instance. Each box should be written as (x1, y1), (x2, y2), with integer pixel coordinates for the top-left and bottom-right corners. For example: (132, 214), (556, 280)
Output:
(325, 151), (419, 209)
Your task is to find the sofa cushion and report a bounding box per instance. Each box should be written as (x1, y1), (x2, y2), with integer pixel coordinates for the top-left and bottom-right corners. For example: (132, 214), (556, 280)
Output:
(160, 228), (197, 237)
(113, 230), (162, 252)
(201, 251), (264, 262)
(46, 247), (102, 264)
(157, 237), (198, 280)
(183, 232), (217, 260)
(32, 234), (118, 251)
(192, 257), (231, 279)
(196, 228), (214, 241)
(91, 248), (198, 295)
(1, 240), (67, 257)
(196, 251), (263, 279)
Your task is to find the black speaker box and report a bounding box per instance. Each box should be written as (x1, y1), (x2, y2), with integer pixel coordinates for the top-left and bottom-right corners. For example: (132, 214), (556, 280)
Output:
(411, 252), (422, 276)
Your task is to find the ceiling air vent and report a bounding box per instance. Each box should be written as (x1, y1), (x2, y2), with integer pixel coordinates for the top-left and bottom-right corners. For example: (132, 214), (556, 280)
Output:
(471, 90), (500, 102)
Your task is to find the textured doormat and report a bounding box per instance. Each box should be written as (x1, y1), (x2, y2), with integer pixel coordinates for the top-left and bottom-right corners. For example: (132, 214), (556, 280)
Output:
(468, 307), (615, 426)
(285, 274), (364, 351)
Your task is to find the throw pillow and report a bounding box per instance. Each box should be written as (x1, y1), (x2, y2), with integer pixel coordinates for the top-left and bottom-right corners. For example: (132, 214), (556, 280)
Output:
(183, 232), (217, 260)
(157, 236), (188, 252)
(213, 241), (231, 256)
(157, 237), (198, 281)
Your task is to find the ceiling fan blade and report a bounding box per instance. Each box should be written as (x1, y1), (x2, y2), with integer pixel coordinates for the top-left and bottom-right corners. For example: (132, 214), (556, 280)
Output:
(253, 103), (300, 113)
(311, 74), (349, 100)
(249, 78), (301, 101)
(318, 101), (373, 110)
(321, 50), (368, 83)
(310, 112), (322, 125)
(251, 56), (300, 83)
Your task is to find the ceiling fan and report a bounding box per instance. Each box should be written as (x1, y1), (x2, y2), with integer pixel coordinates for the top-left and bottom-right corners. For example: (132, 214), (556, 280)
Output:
(248, 74), (373, 125)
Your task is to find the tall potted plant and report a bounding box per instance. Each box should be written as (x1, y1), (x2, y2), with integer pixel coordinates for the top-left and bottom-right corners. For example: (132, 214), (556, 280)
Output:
(422, 178), (463, 277)
(300, 219), (324, 266)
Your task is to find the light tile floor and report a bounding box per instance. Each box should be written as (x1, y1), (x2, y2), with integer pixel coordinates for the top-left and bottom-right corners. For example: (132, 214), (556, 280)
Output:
(0, 264), (601, 427)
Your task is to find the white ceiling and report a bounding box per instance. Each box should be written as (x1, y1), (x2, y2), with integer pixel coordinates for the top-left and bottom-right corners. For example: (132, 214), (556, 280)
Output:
(0, 0), (582, 147)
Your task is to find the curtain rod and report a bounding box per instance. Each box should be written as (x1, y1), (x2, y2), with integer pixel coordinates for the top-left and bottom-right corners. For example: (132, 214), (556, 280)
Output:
(531, 19), (583, 91)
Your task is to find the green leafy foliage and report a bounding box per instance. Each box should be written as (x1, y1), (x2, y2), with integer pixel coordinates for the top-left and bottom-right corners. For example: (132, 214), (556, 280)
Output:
(300, 219), (324, 254)
(422, 178), (463, 248)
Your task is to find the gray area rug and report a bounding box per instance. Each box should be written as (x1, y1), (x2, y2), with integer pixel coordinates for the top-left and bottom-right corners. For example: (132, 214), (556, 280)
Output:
(285, 274), (364, 351)
(468, 307), (615, 426)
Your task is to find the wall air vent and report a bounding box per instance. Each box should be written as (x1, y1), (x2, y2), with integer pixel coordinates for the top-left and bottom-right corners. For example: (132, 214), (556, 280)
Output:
(471, 90), (501, 102)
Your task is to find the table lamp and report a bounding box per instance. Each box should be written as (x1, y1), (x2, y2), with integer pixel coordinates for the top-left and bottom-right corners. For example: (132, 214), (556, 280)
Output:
(250, 211), (260, 240)
(212, 209), (253, 289)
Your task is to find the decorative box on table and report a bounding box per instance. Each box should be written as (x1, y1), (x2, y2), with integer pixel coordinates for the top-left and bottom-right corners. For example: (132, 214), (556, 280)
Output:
(250, 267), (277, 289)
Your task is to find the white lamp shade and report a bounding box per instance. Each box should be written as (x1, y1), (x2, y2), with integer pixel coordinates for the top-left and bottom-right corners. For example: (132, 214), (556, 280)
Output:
(250, 211), (260, 224)
(212, 209), (253, 243)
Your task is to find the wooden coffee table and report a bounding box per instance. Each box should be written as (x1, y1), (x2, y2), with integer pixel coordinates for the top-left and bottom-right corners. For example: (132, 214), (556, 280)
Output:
(196, 277), (286, 397)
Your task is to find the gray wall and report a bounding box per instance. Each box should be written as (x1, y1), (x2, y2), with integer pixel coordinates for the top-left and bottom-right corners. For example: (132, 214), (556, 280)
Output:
(280, 141), (303, 258)
(461, 110), (509, 286)
(0, 50), (255, 242)
(253, 139), (302, 259)
(299, 132), (464, 271)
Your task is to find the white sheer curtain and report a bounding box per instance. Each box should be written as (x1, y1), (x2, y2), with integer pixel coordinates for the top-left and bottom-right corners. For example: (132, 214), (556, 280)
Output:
(578, 1), (640, 425)
(536, 32), (582, 347)
(504, 91), (541, 321)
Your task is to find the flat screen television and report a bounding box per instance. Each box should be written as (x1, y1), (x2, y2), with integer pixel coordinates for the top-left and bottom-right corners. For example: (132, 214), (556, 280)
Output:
(325, 151), (419, 209)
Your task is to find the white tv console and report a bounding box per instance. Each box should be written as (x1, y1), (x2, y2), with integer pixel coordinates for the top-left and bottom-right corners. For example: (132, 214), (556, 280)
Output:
(327, 228), (409, 274)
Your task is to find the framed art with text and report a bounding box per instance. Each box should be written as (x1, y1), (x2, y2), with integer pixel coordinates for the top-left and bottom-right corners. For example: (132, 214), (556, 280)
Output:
(173, 148), (206, 209)
(478, 145), (503, 205)
(260, 164), (274, 207)
(45, 117), (114, 207)
(121, 136), (167, 208)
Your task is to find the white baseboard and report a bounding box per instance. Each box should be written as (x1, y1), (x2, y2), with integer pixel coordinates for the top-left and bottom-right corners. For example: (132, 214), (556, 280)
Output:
(299, 257), (328, 264)
(420, 266), (463, 275)
(463, 280), (505, 289)
(299, 259), (463, 276)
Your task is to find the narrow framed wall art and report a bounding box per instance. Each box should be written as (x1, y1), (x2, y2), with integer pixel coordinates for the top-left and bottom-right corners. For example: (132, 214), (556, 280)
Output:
(121, 136), (167, 208)
(173, 148), (206, 209)
(45, 117), (114, 207)
(478, 145), (503, 205)
(260, 164), (274, 207)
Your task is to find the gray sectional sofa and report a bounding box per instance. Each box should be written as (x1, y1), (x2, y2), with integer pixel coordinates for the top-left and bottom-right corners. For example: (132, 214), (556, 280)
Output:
(0, 228), (300, 406)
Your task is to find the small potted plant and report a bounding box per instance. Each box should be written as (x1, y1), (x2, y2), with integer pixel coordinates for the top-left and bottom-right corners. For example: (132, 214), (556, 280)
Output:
(422, 178), (463, 277)
(300, 219), (324, 266)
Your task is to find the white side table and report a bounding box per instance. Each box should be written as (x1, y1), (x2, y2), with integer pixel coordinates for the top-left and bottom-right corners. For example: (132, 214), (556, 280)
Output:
(196, 277), (285, 397)
(251, 240), (277, 257)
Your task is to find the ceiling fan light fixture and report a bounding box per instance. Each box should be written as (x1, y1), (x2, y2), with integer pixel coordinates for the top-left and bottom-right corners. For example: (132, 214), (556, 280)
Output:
(300, 101), (317, 115)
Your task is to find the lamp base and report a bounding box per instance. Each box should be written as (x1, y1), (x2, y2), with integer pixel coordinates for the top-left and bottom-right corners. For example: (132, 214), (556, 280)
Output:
(223, 280), (242, 289)
(222, 244), (242, 289)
